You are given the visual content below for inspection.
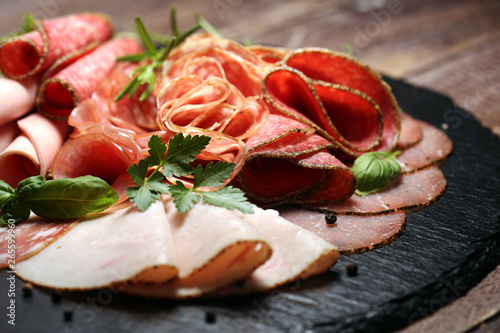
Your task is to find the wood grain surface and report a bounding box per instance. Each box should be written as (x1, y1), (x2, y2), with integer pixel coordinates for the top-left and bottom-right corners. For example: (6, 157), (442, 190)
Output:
(1, 0), (499, 332)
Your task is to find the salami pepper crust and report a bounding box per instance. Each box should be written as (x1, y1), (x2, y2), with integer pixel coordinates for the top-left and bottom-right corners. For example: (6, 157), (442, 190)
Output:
(0, 12), (113, 80)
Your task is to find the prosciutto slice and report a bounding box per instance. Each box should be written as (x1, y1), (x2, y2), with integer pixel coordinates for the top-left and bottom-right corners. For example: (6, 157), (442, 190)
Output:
(396, 112), (423, 150)
(15, 201), (178, 289)
(0, 13), (113, 79)
(0, 218), (77, 269)
(311, 166), (446, 215)
(278, 207), (406, 254)
(0, 113), (70, 186)
(0, 77), (38, 127)
(37, 38), (143, 118)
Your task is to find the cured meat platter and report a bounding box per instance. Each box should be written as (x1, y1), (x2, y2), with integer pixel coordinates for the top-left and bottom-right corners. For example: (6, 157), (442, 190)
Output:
(1, 76), (499, 333)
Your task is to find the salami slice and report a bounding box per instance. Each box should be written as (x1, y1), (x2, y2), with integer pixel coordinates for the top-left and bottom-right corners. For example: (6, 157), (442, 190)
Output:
(278, 206), (406, 254)
(0, 76), (38, 127)
(37, 38), (143, 118)
(0, 218), (77, 269)
(311, 166), (446, 215)
(283, 48), (401, 155)
(0, 13), (113, 79)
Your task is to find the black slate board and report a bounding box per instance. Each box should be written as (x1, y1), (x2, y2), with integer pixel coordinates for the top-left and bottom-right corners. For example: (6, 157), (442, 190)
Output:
(1, 78), (500, 333)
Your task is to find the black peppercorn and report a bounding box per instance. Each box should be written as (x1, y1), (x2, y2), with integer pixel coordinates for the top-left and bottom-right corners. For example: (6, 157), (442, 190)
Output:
(346, 262), (358, 276)
(325, 213), (337, 225)
(205, 308), (216, 324)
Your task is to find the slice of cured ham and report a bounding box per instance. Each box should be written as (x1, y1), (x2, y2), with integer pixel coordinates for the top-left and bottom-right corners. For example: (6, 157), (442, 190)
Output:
(214, 207), (339, 296)
(0, 76), (38, 127)
(278, 207), (406, 254)
(15, 200), (178, 289)
(0, 121), (20, 153)
(0, 218), (77, 269)
(0, 113), (70, 187)
(37, 38), (143, 118)
(398, 120), (453, 173)
(122, 200), (273, 298)
(311, 166), (446, 215)
(0, 13), (113, 79)
(395, 112), (423, 150)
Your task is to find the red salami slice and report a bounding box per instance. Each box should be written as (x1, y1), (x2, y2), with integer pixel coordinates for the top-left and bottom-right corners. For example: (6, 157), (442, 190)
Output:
(311, 166), (446, 215)
(284, 48), (401, 155)
(0, 13), (113, 79)
(279, 207), (406, 254)
(0, 218), (77, 269)
(37, 38), (143, 118)
(398, 120), (453, 173)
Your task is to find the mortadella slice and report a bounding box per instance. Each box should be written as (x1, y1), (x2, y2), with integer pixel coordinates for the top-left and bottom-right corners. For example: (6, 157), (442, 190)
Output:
(0, 112), (70, 187)
(15, 200), (178, 289)
(37, 38), (143, 118)
(0, 13), (113, 79)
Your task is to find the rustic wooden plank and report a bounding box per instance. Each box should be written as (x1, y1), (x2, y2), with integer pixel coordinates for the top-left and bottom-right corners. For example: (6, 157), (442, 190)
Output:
(407, 39), (500, 136)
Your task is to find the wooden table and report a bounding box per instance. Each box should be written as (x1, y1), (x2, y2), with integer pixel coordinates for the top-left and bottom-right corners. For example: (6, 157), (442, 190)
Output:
(1, 0), (499, 332)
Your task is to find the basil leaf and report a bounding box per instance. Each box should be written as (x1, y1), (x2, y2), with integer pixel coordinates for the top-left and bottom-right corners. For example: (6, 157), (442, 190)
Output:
(0, 181), (15, 207)
(0, 197), (30, 224)
(352, 151), (401, 196)
(16, 175), (46, 201)
(27, 176), (119, 219)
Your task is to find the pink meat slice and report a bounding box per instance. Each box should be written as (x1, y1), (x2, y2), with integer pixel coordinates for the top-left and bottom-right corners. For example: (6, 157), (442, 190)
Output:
(398, 120), (453, 173)
(312, 166), (446, 215)
(0, 218), (77, 268)
(37, 38), (143, 118)
(0, 76), (38, 127)
(0, 121), (20, 152)
(395, 112), (423, 150)
(278, 207), (406, 254)
(0, 13), (113, 79)
(0, 113), (70, 187)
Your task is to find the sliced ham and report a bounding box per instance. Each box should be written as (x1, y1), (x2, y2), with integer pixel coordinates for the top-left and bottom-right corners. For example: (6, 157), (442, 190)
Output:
(37, 38), (143, 118)
(310, 166), (446, 215)
(0, 121), (20, 153)
(0, 218), (77, 269)
(278, 207), (406, 254)
(0, 13), (113, 79)
(123, 200), (273, 299)
(0, 113), (70, 187)
(15, 200), (178, 289)
(0, 76), (38, 127)
(398, 120), (453, 173)
(214, 206), (339, 296)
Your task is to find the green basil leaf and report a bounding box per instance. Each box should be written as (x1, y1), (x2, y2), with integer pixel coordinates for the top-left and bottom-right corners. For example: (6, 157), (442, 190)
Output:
(352, 151), (401, 196)
(27, 176), (119, 219)
(16, 175), (46, 201)
(0, 197), (30, 225)
(0, 181), (15, 207)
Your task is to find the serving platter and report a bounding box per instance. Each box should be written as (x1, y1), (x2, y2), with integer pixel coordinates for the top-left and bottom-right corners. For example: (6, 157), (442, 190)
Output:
(1, 77), (499, 333)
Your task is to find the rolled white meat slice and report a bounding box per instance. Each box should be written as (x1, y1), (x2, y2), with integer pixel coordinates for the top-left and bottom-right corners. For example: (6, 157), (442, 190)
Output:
(15, 200), (179, 290)
(124, 200), (273, 299)
(0, 76), (37, 127)
(213, 207), (339, 296)
(0, 112), (70, 186)
(0, 121), (20, 152)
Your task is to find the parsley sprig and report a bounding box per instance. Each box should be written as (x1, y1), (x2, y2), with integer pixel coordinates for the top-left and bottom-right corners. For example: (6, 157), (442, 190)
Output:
(1, 13), (37, 44)
(126, 133), (254, 214)
(114, 6), (203, 102)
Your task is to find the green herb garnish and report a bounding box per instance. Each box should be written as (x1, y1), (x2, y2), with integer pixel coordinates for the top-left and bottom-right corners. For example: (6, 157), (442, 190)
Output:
(0, 13), (37, 44)
(126, 133), (253, 214)
(0, 175), (119, 224)
(352, 151), (401, 196)
(114, 6), (202, 102)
